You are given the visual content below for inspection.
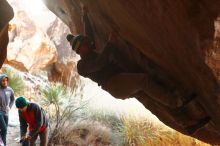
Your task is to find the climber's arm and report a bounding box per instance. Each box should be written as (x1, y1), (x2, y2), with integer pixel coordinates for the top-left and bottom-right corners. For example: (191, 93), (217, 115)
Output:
(77, 46), (114, 75)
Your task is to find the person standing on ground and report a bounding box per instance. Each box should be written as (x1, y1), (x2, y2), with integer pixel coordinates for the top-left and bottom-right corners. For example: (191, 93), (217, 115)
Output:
(0, 74), (15, 146)
(15, 96), (49, 146)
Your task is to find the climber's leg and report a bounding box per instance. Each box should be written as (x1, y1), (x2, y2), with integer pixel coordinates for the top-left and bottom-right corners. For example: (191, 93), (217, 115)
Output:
(102, 73), (146, 99)
(140, 73), (185, 109)
(170, 98), (212, 134)
(103, 72), (197, 110)
(102, 72), (183, 109)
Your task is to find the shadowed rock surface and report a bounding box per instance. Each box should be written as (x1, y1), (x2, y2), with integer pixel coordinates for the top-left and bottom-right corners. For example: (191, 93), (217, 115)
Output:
(42, 0), (220, 144)
(1, 0), (220, 144)
(0, 0), (14, 68)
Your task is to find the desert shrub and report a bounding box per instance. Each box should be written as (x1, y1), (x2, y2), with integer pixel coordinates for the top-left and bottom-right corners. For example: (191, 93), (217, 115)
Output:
(121, 116), (158, 146)
(59, 119), (113, 146)
(39, 80), (210, 146)
(40, 82), (87, 145)
(80, 108), (125, 146)
(121, 115), (210, 146)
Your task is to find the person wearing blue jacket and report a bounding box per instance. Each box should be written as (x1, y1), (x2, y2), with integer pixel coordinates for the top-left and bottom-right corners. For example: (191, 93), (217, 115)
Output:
(0, 74), (14, 145)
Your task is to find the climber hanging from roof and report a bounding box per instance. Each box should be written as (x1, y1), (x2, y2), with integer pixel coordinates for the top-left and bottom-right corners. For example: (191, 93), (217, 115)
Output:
(66, 5), (193, 109)
(66, 6), (212, 134)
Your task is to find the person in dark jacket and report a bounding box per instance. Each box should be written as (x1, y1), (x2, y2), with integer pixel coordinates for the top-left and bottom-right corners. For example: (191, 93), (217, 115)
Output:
(15, 96), (48, 146)
(66, 6), (190, 109)
(0, 74), (14, 146)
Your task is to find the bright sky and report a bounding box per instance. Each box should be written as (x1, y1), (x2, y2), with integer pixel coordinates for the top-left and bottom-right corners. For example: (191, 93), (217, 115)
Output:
(22, 0), (45, 14)
(8, 0), (57, 31)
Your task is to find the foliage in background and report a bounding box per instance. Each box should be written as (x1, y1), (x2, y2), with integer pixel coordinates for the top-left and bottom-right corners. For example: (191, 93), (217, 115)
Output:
(78, 108), (210, 146)
(0, 66), (209, 146)
(40, 82), (87, 145)
(79, 108), (125, 146)
(40, 82), (210, 146)
(3, 68), (25, 95)
(122, 117), (158, 146)
(58, 119), (113, 146)
(121, 115), (210, 146)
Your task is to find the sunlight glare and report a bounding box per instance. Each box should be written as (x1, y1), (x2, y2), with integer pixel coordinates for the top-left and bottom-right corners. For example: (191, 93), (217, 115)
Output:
(22, 0), (45, 16)
(17, 0), (56, 30)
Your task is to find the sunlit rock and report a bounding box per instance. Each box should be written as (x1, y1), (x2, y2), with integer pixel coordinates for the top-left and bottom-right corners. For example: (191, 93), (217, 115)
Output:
(6, 0), (79, 86)
(6, 7), (57, 73)
(48, 61), (78, 86)
(46, 18), (79, 86)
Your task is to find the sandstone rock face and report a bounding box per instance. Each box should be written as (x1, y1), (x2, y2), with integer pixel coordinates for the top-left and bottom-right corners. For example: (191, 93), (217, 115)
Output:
(0, 0), (14, 68)
(48, 61), (78, 86)
(43, 0), (220, 144)
(5, 1), (58, 73)
(6, 0), (78, 86)
(46, 18), (79, 86)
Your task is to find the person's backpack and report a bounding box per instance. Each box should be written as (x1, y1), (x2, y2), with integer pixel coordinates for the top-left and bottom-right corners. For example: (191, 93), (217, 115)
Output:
(0, 135), (4, 146)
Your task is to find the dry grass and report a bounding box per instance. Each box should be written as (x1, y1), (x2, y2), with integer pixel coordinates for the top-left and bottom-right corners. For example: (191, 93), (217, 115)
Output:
(61, 119), (113, 146)
(121, 115), (210, 146)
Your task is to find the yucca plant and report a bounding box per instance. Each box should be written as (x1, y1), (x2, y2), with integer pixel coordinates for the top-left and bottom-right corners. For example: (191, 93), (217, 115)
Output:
(41, 83), (68, 144)
(40, 82), (87, 145)
(41, 83), (66, 106)
(3, 68), (25, 96)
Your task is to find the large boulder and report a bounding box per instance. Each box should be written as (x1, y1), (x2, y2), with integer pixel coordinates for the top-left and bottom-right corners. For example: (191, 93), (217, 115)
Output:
(43, 0), (220, 144)
(46, 18), (79, 86)
(6, 0), (78, 86)
(5, 8), (57, 73)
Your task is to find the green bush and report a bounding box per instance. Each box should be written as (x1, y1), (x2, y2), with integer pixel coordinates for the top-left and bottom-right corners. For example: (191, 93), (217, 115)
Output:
(40, 82), (87, 145)
(3, 68), (25, 96)
(41, 83), (67, 106)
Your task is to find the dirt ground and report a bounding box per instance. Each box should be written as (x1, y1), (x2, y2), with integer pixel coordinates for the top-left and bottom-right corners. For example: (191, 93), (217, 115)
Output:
(7, 106), (20, 146)
(7, 125), (20, 146)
